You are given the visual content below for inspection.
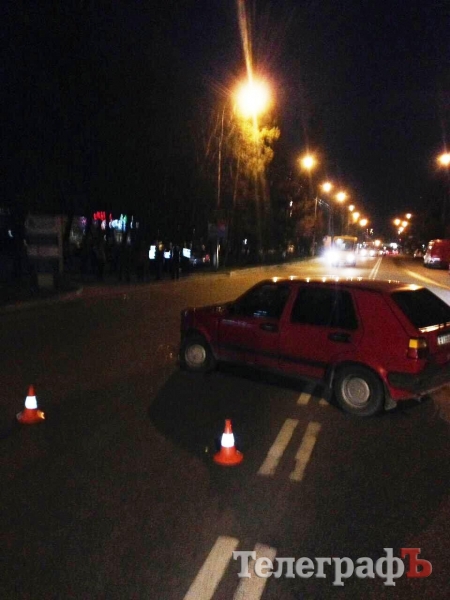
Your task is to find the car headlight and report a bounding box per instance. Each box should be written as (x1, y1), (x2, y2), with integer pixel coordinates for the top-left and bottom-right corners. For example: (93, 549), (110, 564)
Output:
(325, 250), (338, 262)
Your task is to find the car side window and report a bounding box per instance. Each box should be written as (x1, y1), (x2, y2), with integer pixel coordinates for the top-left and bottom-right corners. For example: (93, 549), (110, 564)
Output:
(291, 287), (358, 330)
(234, 283), (291, 319)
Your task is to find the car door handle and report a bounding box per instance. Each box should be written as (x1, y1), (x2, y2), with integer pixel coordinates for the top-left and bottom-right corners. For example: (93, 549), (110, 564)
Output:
(260, 323), (278, 333)
(328, 332), (351, 343)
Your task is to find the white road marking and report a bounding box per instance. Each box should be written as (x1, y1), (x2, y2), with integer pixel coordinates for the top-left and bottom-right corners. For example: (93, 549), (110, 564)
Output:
(233, 543), (277, 600)
(398, 266), (448, 288)
(297, 382), (317, 405)
(297, 392), (311, 405)
(289, 421), (322, 482)
(257, 419), (299, 476)
(183, 536), (239, 600)
(298, 384), (329, 407)
(369, 256), (382, 279)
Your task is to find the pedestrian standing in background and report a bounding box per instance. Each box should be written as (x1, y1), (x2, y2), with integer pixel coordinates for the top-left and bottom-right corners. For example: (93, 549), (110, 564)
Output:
(155, 242), (164, 280)
(171, 244), (180, 279)
(93, 233), (106, 281)
(135, 238), (149, 282)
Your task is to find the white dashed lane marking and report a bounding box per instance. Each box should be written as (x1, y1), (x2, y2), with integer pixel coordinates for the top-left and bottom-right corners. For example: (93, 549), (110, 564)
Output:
(289, 421), (322, 482)
(233, 543), (277, 600)
(183, 538), (276, 600)
(258, 419), (322, 481)
(183, 536), (239, 600)
(297, 384), (329, 407)
(257, 418), (299, 476)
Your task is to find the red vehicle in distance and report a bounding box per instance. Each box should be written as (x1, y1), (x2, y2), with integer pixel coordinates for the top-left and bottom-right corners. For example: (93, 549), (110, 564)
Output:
(424, 239), (450, 269)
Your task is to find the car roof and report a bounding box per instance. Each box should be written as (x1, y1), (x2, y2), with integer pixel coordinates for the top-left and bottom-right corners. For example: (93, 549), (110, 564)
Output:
(257, 277), (423, 294)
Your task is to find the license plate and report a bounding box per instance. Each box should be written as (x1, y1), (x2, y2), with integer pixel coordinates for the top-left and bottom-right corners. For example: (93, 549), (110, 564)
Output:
(437, 333), (450, 346)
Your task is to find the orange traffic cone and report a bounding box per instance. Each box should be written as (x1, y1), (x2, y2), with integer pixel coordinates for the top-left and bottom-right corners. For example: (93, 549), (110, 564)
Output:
(16, 385), (45, 425)
(214, 419), (243, 466)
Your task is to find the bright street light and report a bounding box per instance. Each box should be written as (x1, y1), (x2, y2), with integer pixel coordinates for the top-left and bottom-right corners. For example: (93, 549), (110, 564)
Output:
(299, 154), (318, 255)
(236, 79), (271, 119)
(336, 191), (347, 203)
(300, 155), (316, 171)
(438, 152), (450, 167)
(322, 181), (333, 193)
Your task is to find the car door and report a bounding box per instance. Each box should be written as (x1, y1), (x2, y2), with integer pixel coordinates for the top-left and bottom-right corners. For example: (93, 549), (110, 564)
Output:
(278, 285), (363, 379)
(218, 282), (292, 368)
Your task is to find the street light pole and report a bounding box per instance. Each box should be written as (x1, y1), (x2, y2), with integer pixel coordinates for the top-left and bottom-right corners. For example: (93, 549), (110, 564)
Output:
(438, 153), (450, 231)
(217, 107), (225, 210)
(312, 196), (318, 256)
(213, 107), (226, 271)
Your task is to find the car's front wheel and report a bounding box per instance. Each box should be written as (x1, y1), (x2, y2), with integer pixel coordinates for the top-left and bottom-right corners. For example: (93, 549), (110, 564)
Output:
(333, 365), (384, 417)
(180, 335), (216, 373)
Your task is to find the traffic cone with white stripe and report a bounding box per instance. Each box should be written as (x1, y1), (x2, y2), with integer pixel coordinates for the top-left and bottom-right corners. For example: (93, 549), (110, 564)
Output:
(214, 419), (243, 466)
(17, 385), (45, 425)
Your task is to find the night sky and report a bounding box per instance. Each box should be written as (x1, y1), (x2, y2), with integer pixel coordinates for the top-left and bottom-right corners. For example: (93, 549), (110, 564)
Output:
(1, 1), (449, 234)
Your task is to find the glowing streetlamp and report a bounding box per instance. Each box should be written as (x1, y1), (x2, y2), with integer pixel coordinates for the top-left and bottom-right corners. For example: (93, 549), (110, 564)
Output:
(335, 191), (347, 234)
(438, 152), (450, 167)
(300, 154), (316, 171)
(299, 154), (319, 255)
(437, 152), (450, 228)
(347, 205), (356, 234)
(215, 78), (272, 269)
(236, 79), (271, 120)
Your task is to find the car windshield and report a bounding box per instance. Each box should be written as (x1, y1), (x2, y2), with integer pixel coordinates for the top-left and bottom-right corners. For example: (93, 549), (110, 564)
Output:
(391, 288), (450, 329)
(334, 239), (355, 251)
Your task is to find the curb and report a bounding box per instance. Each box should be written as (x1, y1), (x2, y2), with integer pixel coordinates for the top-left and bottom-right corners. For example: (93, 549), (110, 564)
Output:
(0, 287), (84, 315)
(0, 260), (304, 313)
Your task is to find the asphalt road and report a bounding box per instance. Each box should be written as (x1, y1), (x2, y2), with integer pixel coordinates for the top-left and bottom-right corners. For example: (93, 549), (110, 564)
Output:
(1, 256), (450, 599)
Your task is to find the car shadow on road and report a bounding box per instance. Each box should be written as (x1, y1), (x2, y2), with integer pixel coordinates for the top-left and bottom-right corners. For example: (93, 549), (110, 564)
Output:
(148, 366), (450, 599)
(147, 363), (338, 461)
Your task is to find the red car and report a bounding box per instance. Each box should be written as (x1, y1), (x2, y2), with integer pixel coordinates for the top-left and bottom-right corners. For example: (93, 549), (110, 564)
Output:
(180, 278), (450, 416)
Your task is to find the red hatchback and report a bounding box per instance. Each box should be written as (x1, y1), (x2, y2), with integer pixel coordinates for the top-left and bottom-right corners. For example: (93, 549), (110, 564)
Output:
(180, 278), (450, 416)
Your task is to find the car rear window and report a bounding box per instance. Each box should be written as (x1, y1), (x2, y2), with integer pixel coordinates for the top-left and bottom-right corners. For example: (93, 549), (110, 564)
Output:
(391, 288), (450, 329)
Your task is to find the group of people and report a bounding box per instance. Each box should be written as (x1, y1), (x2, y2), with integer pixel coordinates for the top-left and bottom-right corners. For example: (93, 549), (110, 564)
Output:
(77, 231), (184, 283)
(155, 243), (181, 280)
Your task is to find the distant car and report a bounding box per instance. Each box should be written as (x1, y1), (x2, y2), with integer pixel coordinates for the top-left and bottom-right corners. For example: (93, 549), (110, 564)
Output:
(424, 239), (450, 269)
(324, 236), (357, 267)
(189, 250), (210, 267)
(180, 277), (450, 417)
(413, 248), (424, 259)
(384, 247), (399, 255)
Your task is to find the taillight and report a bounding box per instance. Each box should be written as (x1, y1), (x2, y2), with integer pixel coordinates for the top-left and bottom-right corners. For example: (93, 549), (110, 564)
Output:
(407, 337), (428, 359)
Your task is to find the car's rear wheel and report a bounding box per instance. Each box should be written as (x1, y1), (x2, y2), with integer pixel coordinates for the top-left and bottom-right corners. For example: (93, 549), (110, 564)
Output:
(180, 335), (216, 373)
(333, 365), (384, 417)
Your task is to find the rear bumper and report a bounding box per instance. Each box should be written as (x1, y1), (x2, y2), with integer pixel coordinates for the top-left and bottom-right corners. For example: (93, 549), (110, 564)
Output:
(388, 361), (450, 397)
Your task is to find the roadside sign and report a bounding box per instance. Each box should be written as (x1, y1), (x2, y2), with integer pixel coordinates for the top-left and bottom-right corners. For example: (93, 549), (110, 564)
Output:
(25, 215), (66, 286)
